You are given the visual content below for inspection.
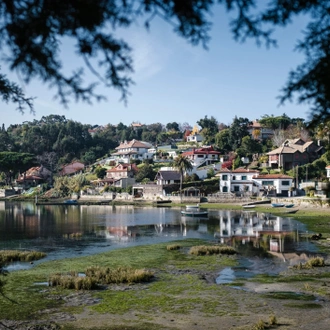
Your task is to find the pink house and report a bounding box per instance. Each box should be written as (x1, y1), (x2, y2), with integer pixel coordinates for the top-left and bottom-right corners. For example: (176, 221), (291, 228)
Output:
(59, 161), (85, 176)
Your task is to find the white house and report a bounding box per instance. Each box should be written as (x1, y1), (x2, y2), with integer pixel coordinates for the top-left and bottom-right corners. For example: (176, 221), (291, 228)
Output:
(181, 146), (221, 167)
(112, 139), (154, 163)
(217, 167), (294, 197)
(252, 174), (294, 196)
(326, 165), (330, 180)
(217, 168), (260, 196)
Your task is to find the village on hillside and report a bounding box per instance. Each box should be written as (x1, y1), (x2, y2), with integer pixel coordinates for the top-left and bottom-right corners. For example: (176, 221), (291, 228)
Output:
(0, 114), (329, 202)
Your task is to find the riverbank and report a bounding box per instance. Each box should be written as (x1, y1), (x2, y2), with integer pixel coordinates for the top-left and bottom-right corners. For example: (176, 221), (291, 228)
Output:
(1, 236), (330, 330)
(1, 198), (330, 330)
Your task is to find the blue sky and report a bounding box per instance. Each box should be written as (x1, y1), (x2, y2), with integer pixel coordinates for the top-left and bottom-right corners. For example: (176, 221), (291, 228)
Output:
(1, 7), (310, 129)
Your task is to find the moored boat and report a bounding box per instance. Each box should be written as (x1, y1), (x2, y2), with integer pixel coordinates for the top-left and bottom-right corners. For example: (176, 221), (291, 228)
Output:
(271, 203), (285, 208)
(285, 204), (295, 208)
(186, 204), (200, 210)
(64, 199), (78, 205)
(181, 210), (208, 217)
(242, 204), (256, 209)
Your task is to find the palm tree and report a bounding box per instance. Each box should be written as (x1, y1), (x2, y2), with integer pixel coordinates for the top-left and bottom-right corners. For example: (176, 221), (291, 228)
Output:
(170, 155), (193, 202)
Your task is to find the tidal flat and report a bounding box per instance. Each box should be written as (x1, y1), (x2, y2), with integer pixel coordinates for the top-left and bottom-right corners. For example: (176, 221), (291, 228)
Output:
(2, 203), (330, 329)
(1, 235), (330, 330)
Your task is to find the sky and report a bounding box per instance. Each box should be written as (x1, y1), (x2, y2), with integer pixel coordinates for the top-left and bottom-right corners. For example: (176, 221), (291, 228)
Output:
(0, 6), (311, 129)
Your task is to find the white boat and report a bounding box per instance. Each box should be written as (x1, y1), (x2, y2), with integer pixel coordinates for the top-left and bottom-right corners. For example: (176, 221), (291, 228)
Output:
(242, 204), (256, 209)
(186, 204), (200, 210)
(181, 209), (208, 217)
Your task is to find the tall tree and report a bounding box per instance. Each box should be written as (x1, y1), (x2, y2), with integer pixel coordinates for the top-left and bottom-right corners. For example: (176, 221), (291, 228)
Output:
(0, 152), (36, 185)
(170, 155), (193, 201)
(197, 116), (219, 145)
(228, 117), (250, 150)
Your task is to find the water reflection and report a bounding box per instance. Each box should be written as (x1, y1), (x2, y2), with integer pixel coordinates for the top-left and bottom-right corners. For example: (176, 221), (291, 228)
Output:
(0, 202), (318, 269)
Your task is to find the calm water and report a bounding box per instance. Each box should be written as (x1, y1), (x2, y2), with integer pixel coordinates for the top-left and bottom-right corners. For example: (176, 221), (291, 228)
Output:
(0, 201), (319, 273)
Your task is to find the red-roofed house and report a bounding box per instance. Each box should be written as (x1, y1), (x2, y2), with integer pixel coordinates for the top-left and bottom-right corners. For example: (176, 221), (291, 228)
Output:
(103, 163), (138, 188)
(181, 146), (221, 167)
(59, 161), (85, 176)
(16, 166), (52, 188)
(217, 168), (260, 196)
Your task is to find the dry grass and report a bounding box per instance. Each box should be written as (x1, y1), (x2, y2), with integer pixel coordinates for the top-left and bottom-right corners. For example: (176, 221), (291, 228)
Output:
(291, 256), (325, 270)
(189, 245), (236, 256)
(85, 266), (154, 284)
(0, 250), (46, 263)
(166, 244), (181, 251)
(49, 273), (98, 290)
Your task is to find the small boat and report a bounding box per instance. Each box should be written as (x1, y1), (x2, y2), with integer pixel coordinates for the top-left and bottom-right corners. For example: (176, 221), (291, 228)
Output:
(186, 204), (200, 210)
(64, 199), (78, 205)
(271, 203), (285, 208)
(285, 204), (295, 208)
(152, 200), (172, 205)
(285, 209), (299, 214)
(243, 204), (256, 209)
(181, 210), (208, 217)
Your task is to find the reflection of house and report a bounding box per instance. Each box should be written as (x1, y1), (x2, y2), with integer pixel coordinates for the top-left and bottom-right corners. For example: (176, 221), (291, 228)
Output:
(268, 138), (323, 170)
(155, 169), (180, 185)
(16, 166), (52, 188)
(113, 139), (153, 163)
(59, 161), (85, 176)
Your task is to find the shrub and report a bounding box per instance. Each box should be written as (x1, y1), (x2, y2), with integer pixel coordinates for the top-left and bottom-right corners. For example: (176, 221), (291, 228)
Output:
(167, 244), (181, 251)
(189, 245), (236, 256)
(0, 250), (46, 263)
(291, 257), (325, 269)
(85, 266), (154, 284)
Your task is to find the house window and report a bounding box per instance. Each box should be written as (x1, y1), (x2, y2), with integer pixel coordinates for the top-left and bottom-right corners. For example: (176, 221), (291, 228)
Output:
(232, 175), (236, 180)
(242, 175), (247, 180)
(282, 181), (290, 186)
(234, 186), (239, 192)
(222, 175), (228, 180)
(262, 180), (274, 185)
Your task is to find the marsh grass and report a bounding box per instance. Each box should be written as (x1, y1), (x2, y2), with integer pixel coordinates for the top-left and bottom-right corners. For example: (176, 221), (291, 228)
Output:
(291, 257), (325, 269)
(49, 266), (154, 289)
(0, 250), (46, 263)
(189, 245), (236, 256)
(85, 266), (154, 284)
(49, 273), (98, 290)
(166, 244), (181, 251)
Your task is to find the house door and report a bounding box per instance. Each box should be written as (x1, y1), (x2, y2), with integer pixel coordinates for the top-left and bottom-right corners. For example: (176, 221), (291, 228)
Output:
(222, 186), (228, 193)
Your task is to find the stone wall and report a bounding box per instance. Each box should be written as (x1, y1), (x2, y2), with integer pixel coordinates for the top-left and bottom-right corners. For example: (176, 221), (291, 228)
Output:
(0, 189), (16, 197)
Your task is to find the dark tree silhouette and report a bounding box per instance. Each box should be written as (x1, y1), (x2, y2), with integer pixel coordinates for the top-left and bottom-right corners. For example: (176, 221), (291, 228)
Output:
(0, 1), (329, 126)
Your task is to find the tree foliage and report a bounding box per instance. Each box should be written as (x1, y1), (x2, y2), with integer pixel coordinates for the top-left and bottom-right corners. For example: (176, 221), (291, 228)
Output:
(170, 155), (193, 195)
(0, 151), (36, 184)
(0, 1), (329, 126)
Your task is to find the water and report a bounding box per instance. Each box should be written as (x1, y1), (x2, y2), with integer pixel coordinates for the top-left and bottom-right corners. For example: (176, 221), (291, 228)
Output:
(0, 201), (319, 274)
